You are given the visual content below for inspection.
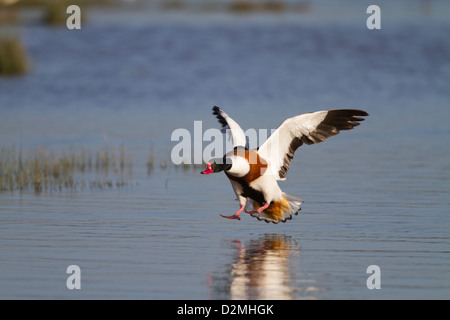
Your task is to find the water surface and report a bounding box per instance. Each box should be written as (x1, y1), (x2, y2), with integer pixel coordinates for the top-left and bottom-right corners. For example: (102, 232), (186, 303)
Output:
(0, 7), (449, 299)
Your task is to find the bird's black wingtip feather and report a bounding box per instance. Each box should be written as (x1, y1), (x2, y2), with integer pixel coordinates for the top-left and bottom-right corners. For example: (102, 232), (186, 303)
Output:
(212, 106), (221, 115)
(211, 106), (228, 127)
(356, 110), (369, 117)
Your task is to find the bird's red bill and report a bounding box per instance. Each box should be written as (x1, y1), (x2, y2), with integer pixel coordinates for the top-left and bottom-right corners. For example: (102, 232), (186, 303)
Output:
(201, 162), (213, 174)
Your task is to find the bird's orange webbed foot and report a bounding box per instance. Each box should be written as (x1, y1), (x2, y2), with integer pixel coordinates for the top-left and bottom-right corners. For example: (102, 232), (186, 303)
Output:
(220, 204), (244, 221)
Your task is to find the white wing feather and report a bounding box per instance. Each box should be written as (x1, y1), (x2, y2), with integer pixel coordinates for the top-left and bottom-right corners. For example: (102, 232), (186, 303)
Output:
(212, 106), (247, 148)
(258, 109), (368, 180)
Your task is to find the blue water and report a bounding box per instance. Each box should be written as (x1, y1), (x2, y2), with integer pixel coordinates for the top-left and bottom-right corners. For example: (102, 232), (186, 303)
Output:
(1, 5), (450, 299)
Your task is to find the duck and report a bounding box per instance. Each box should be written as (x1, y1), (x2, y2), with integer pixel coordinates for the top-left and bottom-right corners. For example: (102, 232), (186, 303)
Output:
(201, 106), (368, 224)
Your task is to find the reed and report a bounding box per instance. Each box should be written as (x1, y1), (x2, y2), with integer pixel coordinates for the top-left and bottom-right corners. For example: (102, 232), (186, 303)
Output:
(262, 1), (285, 12)
(163, 0), (185, 10)
(0, 7), (19, 25)
(43, 2), (68, 26)
(120, 145), (125, 174)
(0, 35), (28, 76)
(11, 0), (114, 8)
(182, 160), (191, 171)
(0, 145), (134, 193)
(230, 1), (287, 12)
(229, 0), (256, 12)
(147, 151), (155, 175)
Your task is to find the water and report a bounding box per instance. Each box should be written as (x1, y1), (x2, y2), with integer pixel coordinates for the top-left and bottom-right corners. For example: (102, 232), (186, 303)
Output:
(1, 5), (450, 299)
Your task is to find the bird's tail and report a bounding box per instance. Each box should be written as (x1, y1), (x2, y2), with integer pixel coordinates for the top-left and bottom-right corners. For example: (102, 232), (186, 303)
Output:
(249, 193), (302, 224)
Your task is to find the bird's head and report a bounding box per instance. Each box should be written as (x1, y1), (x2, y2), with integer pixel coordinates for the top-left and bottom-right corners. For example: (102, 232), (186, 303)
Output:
(201, 158), (232, 175)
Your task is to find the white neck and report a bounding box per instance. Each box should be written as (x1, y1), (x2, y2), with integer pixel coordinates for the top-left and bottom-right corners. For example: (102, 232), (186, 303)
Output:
(226, 156), (250, 178)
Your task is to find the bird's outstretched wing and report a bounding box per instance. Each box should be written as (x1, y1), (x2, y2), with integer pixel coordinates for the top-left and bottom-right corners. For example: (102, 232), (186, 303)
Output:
(212, 106), (247, 148)
(257, 109), (369, 180)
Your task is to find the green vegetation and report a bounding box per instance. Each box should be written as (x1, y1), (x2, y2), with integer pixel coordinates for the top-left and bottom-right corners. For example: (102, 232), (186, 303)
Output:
(230, 1), (255, 12)
(0, 145), (133, 193)
(163, 0), (186, 10)
(229, 1), (286, 12)
(43, 1), (71, 26)
(0, 35), (28, 76)
(0, 144), (220, 193)
(7, 0), (114, 27)
(10, 0), (113, 10)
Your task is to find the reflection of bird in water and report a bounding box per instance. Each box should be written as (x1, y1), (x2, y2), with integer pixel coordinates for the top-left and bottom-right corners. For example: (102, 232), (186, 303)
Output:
(208, 234), (319, 300)
(230, 234), (295, 300)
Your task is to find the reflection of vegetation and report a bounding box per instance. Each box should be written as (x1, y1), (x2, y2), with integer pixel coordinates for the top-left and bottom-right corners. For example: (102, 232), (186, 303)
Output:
(0, 145), (133, 193)
(0, 35), (28, 76)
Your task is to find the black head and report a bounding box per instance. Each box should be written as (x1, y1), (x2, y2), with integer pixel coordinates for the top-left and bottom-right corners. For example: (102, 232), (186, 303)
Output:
(201, 158), (232, 174)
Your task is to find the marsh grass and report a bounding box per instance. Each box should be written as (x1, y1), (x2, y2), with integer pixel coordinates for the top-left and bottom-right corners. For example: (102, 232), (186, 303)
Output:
(163, 0), (186, 10)
(0, 145), (133, 193)
(0, 144), (215, 192)
(0, 7), (19, 25)
(0, 35), (28, 76)
(172, 158), (207, 173)
(230, 1), (286, 12)
(147, 151), (155, 175)
(145, 148), (206, 175)
(10, 0), (115, 26)
(43, 1), (70, 26)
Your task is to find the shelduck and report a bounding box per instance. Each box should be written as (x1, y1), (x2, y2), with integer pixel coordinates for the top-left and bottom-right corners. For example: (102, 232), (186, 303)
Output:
(201, 106), (368, 224)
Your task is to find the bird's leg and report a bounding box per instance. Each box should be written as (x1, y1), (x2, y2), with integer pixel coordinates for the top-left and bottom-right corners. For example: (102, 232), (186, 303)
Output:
(256, 202), (270, 214)
(220, 204), (244, 220)
(245, 202), (270, 215)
